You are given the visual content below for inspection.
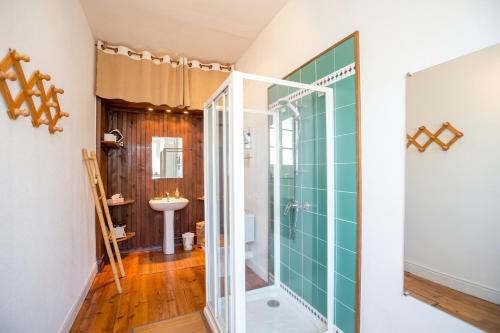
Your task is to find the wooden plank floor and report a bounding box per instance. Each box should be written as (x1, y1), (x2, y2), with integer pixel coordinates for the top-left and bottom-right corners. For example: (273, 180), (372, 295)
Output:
(404, 271), (500, 333)
(71, 247), (267, 332)
(133, 311), (210, 333)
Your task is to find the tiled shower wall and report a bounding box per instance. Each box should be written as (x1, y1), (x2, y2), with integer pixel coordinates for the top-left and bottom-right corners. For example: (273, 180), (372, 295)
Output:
(268, 37), (358, 333)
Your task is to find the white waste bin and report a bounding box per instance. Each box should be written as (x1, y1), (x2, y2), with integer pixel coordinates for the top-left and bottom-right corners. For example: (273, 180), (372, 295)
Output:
(182, 232), (195, 251)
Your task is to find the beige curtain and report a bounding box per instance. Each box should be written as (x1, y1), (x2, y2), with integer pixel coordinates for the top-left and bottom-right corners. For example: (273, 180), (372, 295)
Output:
(96, 49), (229, 110)
(183, 67), (229, 110)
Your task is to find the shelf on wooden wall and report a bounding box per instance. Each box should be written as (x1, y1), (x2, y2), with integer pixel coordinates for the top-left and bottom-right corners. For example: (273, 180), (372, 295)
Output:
(101, 141), (122, 150)
(114, 232), (136, 243)
(107, 199), (135, 207)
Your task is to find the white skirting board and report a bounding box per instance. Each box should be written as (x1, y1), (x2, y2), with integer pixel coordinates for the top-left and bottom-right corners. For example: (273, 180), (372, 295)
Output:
(57, 263), (97, 333)
(245, 258), (268, 282)
(204, 306), (222, 333)
(405, 261), (500, 305)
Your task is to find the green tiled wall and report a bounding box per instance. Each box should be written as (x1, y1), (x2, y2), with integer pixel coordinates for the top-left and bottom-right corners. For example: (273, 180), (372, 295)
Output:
(268, 37), (358, 333)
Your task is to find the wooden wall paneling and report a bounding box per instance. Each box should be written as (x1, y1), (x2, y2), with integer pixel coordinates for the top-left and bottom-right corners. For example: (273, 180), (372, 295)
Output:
(156, 112), (164, 244)
(95, 97), (107, 269)
(139, 112), (145, 248)
(133, 112), (141, 249)
(195, 118), (204, 223)
(141, 112), (148, 249)
(103, 104), (204, 252)
(124, 112), (133, 247)
(121, 111), (129, 227)
(147, 112), (159, 248)
(133, 112), (140, 249)
(178, 115), (186, 240)
(139, 111), (146, 248)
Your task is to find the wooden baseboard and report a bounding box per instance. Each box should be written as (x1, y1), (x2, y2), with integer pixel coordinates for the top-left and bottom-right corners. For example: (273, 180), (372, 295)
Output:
(120, 245), (163, 254)
(58, 262), (97, 333)
(96, 254), (106, 272)
(405, 261), (500, 304)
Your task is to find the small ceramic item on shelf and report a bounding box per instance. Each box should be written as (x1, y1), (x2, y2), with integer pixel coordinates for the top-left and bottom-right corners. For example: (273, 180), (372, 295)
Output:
(114, 225), (126, 238)
(103, 132), (116, 142)
(107, 193), (124, 204)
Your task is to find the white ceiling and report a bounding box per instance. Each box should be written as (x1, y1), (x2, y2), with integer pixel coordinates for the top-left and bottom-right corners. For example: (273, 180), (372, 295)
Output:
(80, 0), (288, 64)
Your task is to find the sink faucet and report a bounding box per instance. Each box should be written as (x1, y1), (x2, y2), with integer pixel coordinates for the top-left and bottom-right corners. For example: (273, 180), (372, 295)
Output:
(165, 192), (170, 200)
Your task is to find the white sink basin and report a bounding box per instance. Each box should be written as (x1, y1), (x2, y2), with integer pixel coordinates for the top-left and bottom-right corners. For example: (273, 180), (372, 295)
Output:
(148, 197), (189, 254)
(149, 197), (189, 212)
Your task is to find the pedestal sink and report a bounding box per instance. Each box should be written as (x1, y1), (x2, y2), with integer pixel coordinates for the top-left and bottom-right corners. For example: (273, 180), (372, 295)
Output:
(149, 197), (189, 254)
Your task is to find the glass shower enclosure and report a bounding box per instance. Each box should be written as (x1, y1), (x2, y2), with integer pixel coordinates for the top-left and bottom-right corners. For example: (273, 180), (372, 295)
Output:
(204, 71), (335, 333)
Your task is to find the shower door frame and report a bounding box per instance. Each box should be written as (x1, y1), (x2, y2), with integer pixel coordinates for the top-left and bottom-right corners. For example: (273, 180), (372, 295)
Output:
(204, 71), (335, 333)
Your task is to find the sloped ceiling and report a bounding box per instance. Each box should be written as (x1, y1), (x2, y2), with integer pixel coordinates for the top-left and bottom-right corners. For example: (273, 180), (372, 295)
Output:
(81, 0), (288, 64)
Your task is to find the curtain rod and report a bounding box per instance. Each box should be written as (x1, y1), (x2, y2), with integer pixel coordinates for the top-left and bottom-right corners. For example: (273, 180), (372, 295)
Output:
(97, 41), (232, 71)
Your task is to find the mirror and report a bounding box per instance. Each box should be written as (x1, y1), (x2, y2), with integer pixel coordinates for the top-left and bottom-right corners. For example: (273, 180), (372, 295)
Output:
(404, 43), (500, 331)
(152, 137), (183, 179)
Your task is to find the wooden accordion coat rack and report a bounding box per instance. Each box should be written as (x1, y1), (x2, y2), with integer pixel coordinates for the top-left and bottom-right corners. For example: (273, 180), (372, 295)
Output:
(0, 49), (68, 133)
(407, 122), (463, 152)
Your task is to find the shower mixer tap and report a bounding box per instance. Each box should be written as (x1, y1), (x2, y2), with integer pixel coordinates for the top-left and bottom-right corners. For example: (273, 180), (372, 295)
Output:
(284, 201), (298, 240)
(284, 201), (312, 240)
(284, 201), (299, 215)
(284, 201), (311, 214)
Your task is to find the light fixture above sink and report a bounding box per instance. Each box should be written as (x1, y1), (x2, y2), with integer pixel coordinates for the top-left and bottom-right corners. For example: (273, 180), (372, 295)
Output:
(149, 197), (189, 254)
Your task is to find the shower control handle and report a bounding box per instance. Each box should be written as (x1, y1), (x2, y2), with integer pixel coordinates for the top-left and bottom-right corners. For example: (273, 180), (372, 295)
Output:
(284, 201), (300, 215)
(284, 201), (311, 215)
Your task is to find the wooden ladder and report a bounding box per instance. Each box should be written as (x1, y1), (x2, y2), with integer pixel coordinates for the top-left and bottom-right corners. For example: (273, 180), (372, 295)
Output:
(82, 148), (125, 293)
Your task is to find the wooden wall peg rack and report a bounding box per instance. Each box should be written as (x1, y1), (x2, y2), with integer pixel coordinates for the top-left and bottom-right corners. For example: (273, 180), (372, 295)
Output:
(0, 49), (68, 134)
(407, 122), (463, 152)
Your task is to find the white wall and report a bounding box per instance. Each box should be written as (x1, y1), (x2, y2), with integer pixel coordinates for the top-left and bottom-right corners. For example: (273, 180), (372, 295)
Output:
(244, 112), (269, 280)
(236, 0), (500, 332)
(405, 44), (500, 304)
(0, 1), (96, 332)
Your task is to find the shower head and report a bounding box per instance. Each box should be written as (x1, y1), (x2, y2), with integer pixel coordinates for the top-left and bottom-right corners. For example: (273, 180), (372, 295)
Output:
(277, 98), (300, 120)
(277, 97), (302, 176)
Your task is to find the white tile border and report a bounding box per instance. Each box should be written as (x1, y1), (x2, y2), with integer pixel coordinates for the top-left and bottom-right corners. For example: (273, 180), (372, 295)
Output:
(269, 62), (356, 110)
(279, 281), (328, 325)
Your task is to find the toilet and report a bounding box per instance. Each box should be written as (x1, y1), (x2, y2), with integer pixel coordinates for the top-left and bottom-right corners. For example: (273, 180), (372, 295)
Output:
(245, 213), (255, 259)
(245, 212), (255, 243)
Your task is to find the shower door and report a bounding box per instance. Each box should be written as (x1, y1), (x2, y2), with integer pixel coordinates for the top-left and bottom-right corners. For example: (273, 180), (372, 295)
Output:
(205, 72), (334, 333)
(204, 87), (233, 332)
